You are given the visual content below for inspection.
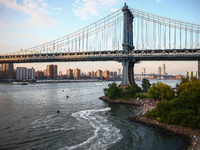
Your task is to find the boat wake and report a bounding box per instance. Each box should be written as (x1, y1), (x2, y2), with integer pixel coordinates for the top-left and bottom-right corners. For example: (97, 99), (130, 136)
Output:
(62, 107), (122, 150)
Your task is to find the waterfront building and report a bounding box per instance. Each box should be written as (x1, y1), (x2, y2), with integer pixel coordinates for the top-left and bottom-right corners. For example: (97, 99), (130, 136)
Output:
(66, 68), (73, 79)
(88, 72), (91, 77)
(198, 61), (200, 79)
(47, 64), (57, 79)
(158, 66), (161, 75)
(35, 70), (44, 79)
(74, 68), (81, 79)
(161, 64), (166, 79)
(157, 66), (161, 79)
(16, 67), (35, 80)
(142, 67), (145, 79)
(149, 74), (156, 79)
(96, 69), (102, 78)
(194, 71), (198, 79)
(114, 71), (117, 78)
(118, 69), (121, 76)
(162, 64), (166, 75)
(189, 71), (193, 79)
(103, 70), (110, 78)
(185, 71), (189, 78)
(110, 71), (114, 77)
(1, 63), (14, 79)
(176, 75), (182, 80)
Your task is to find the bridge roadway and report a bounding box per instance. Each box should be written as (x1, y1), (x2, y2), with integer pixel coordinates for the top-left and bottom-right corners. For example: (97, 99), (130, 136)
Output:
(0, 49), (200, 63)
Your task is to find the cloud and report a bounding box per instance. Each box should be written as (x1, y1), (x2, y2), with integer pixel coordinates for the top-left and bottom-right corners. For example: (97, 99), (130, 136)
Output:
(0, 0), (55, 28)
(2, 31), (46, 46)
(73, 0), (119, 20)
(110, 8), (118, 12)
(156, 0), (163, 2)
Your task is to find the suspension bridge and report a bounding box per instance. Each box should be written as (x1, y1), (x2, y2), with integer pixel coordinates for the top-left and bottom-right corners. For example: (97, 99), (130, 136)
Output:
(0, 3), (200, 85)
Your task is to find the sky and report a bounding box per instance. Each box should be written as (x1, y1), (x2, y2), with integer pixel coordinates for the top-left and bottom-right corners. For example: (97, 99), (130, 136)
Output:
(0, 0), (200, 75)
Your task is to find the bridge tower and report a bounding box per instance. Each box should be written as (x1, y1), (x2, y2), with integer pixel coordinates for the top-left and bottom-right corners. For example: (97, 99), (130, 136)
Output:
(121, 3), (135, 86)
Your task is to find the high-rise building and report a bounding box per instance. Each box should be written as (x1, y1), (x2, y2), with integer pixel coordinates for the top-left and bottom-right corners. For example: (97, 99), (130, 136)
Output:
(185, 71), (189, 78)
(158, 66), (161, 75)
(35, 70), (44, 79)
(198, 61), (200, 79)
(96, 69), (102, 78)
(66, 68), (73, 79)
(16, 67), (35, 80)
(88, 72), (91, 77)
(189, 71), (193, 79)
(162, 64), (166, 75)
(194, 71), (198, 79)
(47, 64), (57, 79)
(142, 67), (145, 79)
(1, 63), (14, 79)
(74, 68), (81, 79)
(103, 70), (110, 78)
(113, 71), (117, 78)
(118, 69), (121, 76)
(110, 71), (114, 77)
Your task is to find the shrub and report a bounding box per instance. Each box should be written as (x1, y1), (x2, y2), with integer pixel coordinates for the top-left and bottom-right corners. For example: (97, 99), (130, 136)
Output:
(148, 82), (174, 100)
(103, 83), (122, 99)
(135, 93), (148, 99)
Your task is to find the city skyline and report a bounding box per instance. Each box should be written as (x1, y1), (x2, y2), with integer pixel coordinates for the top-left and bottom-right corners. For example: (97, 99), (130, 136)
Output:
(0, 0), (200, 75)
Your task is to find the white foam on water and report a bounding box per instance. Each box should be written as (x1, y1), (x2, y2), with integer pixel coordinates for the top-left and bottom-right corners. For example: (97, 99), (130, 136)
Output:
(62, 107), (123, 150)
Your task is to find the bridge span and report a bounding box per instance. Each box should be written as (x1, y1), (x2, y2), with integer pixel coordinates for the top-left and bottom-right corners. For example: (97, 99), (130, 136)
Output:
(0, 3), (200, 85)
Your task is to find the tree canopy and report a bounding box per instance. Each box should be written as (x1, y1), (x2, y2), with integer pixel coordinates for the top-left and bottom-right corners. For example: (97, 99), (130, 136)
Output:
(142, 78), (151, 92)
(148, 82), (174, 101)
(146, 80), (200, 129)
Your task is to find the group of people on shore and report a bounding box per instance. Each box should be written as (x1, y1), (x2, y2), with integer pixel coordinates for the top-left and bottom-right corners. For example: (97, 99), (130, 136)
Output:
(131, 98), (159, 117)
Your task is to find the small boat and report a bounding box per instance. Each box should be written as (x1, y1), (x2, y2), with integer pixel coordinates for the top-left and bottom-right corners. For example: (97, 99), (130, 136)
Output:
(19, 82), (28, 85)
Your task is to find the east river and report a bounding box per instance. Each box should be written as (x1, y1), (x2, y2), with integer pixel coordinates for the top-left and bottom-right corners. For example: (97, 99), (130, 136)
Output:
(0, 80), (183, 150)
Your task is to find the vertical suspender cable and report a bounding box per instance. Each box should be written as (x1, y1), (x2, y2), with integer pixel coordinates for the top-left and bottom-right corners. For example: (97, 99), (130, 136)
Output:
(169, 20), (171, 49)
(141, 15), (144, 49)
(153, 17), (155, 49)
(180, 22), (181, 49)
(159, 16), (161, 49)
(137, 18), (139, 49)
(174, 23), (176, 49)
(190, 28), (193, 49)
(197, 29), (199, 48)
(185, 25), (187, 49)
(164, 24), (166, 50)
(146, 17), (148, 50)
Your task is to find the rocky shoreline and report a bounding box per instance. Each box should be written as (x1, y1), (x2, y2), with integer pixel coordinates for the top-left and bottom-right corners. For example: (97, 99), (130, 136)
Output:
(99, 96), (143, 106)
(100, 96), (200, 150)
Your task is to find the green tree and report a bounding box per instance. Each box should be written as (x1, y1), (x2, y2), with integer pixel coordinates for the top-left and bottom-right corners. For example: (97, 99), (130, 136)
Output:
(142, 78), (151, 92)
(122, 85), (137, 98)
(103, 83), (122, 99)
(148, 82), (174, 100)
(146, 80), (200, 129)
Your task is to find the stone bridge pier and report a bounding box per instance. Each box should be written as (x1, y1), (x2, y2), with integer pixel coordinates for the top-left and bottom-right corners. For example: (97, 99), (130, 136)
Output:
(121, 59), (135, 86)
(120, 3), (135, 86)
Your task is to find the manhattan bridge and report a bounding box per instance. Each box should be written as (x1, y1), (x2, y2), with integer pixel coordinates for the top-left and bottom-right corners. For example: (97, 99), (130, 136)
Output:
(0, 4), (200, 85)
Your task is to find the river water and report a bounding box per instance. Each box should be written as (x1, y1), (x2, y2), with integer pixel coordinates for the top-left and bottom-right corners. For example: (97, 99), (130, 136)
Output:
(0, 80), (183, 150)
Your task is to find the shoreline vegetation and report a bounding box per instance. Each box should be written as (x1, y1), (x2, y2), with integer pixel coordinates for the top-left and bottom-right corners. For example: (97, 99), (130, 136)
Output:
(101, 78), (200, 150)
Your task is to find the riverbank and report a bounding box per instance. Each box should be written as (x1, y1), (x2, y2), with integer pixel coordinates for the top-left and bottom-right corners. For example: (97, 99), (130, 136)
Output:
(99, 96), (142, 106)
(129, 115), (200, 150)
(99, 96), (200, 150)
